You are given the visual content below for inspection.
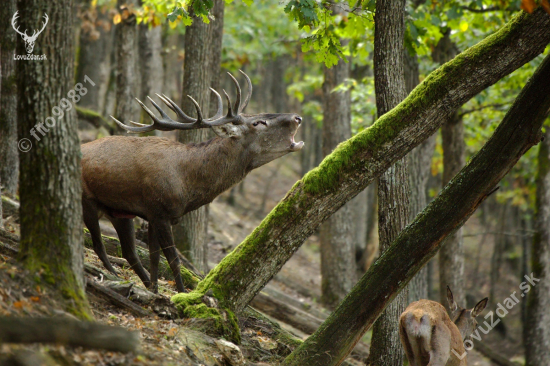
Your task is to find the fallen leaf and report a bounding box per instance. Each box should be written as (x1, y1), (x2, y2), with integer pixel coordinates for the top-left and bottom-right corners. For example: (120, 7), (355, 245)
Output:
(521, 0), (537, 13)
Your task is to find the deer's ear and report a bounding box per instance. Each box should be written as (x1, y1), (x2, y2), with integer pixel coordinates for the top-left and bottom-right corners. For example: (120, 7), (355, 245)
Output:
(211, 124), (244, 138)
(447, 286), (458, 312)
(471, 297), (488, 318)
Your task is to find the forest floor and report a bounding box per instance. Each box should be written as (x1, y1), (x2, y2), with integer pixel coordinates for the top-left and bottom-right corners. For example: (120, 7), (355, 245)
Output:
(0, 137), (524, 365)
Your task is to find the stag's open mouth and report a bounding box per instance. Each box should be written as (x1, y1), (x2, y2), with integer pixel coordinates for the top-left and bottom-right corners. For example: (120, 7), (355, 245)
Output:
(290, 132), (304, 151)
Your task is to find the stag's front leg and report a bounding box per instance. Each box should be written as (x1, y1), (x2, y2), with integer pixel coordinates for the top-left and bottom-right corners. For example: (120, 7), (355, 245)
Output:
(149, 220), (186, 293)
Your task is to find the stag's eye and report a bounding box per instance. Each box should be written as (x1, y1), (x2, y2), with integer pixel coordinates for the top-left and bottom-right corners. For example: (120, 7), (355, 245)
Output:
(253, 121), (267, 127)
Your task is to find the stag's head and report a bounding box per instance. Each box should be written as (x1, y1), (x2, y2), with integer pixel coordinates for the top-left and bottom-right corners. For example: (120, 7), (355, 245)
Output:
(12, 11), (49, 54)
(447, 286), (488, 341)
(112, 71), (304, 169)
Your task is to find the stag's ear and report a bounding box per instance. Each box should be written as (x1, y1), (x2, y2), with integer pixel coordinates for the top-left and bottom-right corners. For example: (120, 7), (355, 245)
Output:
(471, 297), (488, 318)
(447, 286), (458, 312)
(211, 124), (244, 138)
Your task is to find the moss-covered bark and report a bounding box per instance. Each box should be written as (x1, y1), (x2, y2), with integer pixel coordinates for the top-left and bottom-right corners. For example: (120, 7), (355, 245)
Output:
(17, 0), (92, 319)
(283, 52), (550, 366)
(185, 9), (550, 315)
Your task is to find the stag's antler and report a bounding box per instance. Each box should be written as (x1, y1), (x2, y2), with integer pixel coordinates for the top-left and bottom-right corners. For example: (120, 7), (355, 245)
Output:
(11, 12), (48, 40)
(11, 11), (28, 38)
(111, 70), (253, 134)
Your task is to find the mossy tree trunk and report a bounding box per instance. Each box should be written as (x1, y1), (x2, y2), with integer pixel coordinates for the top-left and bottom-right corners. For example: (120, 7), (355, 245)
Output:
(173, 1), (224, 274)
(367, 1), (408, 365)
(283, 51), (550, 366)
(138, 23), (163, 130)
(17, 0), (92, 319)
(171, 9), (550, 315)
(0, 0), (19, 198)
(525, 126), (550, 365)
(320, 19), (355, 309)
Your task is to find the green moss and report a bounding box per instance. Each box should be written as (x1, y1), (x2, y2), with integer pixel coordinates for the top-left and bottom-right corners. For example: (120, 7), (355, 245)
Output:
(171, 291), (241, 343)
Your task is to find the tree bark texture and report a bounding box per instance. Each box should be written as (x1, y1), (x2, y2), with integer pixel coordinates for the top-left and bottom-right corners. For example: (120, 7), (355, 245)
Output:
(17, 0), (91, 318)
(525, 127), (550, 366)
(320, 42), (355, 309)
(405, 44), (434, 303)
(114, 0), (139, 126)
(0, 0), (19, 197)
(435, 31), (465, 308)
(185, 10), (550, 315)
(138, 24), (164, 129)
(76, 3), (114, 113)
(173, 2), (223, 274)
(283, 50), (550, 366)
(367, 1), (408, 365)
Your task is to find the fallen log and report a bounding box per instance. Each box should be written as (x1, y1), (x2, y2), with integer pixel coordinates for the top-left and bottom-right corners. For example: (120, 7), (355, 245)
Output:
(1, 196), (19, 223)
(250, 291), (323, 335)
(473, 340), (521, 366)
(86, 277), (153, 318)
(0, 317), (139, 352)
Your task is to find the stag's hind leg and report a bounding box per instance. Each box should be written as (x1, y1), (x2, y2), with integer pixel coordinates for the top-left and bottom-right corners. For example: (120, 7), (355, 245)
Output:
(109, 217), (151, 289)
(82, 198), (118, 275)
(149, 220), (185, 293)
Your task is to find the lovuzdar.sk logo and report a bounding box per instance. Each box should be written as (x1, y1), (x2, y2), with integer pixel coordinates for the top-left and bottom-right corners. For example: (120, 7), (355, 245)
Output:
(12, 10), (48, 61)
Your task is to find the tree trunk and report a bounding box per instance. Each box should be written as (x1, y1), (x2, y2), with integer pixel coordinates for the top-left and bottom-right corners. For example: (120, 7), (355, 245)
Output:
(405, 47), (434, 302)
(367, 1), (408, 364)
(76, 2), (114, 113)
(525, 127), (550, 365)
(434, 30), (465, 308)
(138, 24), (164, 130)
(171, 9), (550, 315)
(114, 0), (139, 126)
(440, 111), (465, 306)
(283, 51), (550, 366)
(0, 0), (19, 197)
(173, 1), (223, 274)
(17, 0), (91, 318)
(319, 24), (355, 308)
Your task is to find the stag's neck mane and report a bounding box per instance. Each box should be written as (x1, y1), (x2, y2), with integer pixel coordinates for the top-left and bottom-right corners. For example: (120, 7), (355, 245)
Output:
(175, 136), (253, 211)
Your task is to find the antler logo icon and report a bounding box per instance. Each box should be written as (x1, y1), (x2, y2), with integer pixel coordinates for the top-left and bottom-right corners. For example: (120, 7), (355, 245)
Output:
(11, 11), (48, 54)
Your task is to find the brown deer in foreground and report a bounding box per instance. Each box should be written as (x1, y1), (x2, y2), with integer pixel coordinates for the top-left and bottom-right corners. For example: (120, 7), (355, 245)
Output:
(399, 286), (488, 366)
(81, 71), (303, 293)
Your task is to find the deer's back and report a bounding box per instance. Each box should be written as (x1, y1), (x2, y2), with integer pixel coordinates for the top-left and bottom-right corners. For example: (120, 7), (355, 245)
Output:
(400, 300), (466, 366)
(81, 136), (189, 220)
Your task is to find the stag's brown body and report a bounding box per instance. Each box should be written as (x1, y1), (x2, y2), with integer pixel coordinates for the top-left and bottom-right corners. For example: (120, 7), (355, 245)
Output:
(81, 72), (303, 293)
(399, 287), (488, 366)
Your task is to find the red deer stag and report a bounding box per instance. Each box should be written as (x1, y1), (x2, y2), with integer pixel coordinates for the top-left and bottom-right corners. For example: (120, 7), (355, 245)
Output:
(81, 71), (303, 293)
(399, 286), (488, 366)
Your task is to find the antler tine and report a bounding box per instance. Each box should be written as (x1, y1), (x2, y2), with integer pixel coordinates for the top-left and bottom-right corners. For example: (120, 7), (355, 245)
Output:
(157, 93), (197, 123)
(222, 89), (233, 117)
(110, 115), (155, 133)
(147, 96), (171, 120)
(205, 88), (224, 121)
(238, 70), (253, 113)
(227, 73), (241, 116)
(186, 95), (205, 124)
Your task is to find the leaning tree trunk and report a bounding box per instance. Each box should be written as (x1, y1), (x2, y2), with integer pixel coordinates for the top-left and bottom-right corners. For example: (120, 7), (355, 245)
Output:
(283, 49), (550, 366)
(319, 21), (355, 309)
(114, 0), (139, 127)
(17, 0), (91, 318)
(434, 31), (465, 308)
(170, 9), (550, 316)
(366, 1), (408, 365)
(525, 127), (550, 366)
(173, 1), (223, 274)
(76, 2), (114, 113)
(0, 0), (19, 198)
